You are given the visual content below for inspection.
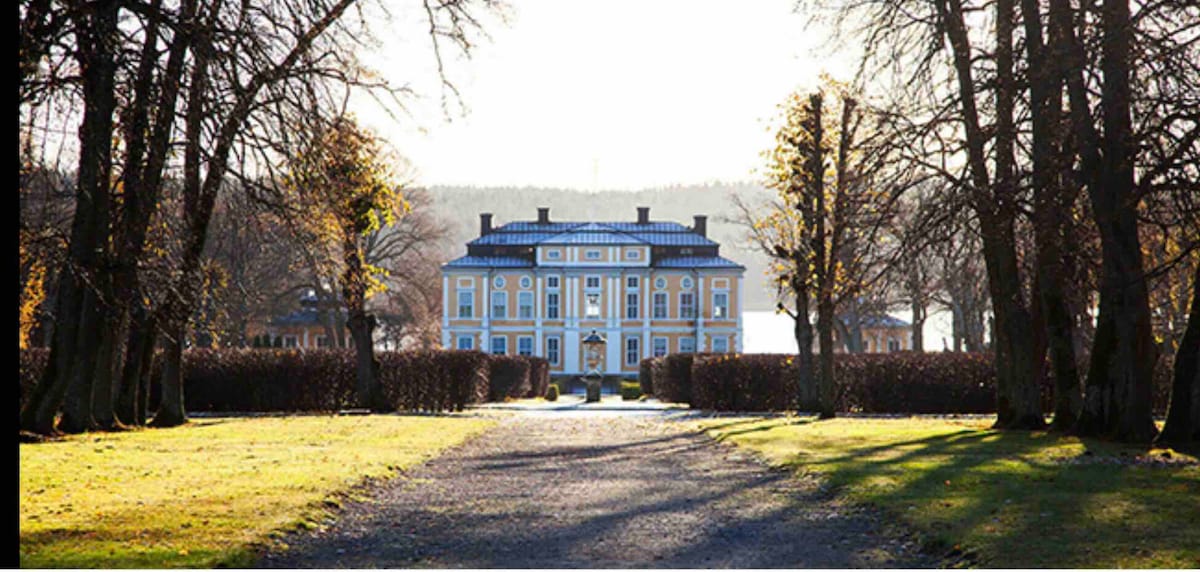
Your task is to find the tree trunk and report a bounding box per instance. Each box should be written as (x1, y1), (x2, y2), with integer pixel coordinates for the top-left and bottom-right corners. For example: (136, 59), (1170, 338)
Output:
(150, 325), (187, 427)
(1158, 264), (1199, 443)
(117, 307), (156, 426)
(936, 0), (1043, 430)
(911, 298), (925, 353)
(1072, 0), (1158, 443)
(348, 311), (384, 410)
(792, 291), (817, 411)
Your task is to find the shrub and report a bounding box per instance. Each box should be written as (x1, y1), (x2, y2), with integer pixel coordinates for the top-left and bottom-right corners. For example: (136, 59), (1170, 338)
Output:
(656, 353), (717, 404)
(525, 356), (551, 399)
(487, 355), (531, 401)
(545, 383), (559, 401)
(690, 353), (797, 411)
(379, 350), (490, 412)
(183, 348), (357, 412)
(638, 358), (656, 396)
(620, 381), (642, 401)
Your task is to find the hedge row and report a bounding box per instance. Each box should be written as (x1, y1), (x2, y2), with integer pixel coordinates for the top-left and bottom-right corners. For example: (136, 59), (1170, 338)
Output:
(18, 348), (545, 414)
(644, 351), (1174, 414)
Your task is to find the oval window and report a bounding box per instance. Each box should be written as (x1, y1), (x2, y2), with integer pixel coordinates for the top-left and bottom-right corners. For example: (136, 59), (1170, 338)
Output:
(493, 276), (506, 289)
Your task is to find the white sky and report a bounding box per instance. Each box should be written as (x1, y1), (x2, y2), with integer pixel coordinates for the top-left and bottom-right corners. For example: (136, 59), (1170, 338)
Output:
(354, 0), (858, 190)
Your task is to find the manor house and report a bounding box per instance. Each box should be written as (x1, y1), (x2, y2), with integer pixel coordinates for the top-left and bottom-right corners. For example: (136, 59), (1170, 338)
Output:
(441, 207), (745, 377)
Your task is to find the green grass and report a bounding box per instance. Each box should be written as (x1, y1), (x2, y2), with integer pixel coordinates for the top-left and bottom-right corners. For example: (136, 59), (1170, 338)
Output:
(700, 416), (1200, 568)
(19, 415), (494, 568)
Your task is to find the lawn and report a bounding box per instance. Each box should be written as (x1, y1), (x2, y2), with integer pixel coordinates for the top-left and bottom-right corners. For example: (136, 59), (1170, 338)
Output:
(700, 416), (1200, 568)
(19, 415), (494, 568)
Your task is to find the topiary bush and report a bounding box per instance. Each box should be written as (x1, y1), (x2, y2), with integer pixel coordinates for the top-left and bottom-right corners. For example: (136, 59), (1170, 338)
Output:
(620, 381), (642, 401)
(545, 383), (559, 401)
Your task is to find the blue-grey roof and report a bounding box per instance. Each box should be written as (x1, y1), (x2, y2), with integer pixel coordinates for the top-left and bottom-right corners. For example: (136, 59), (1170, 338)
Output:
(845, 315), (911, 328)
(655, 256), (744, 269)
(466, 220), (717, 247)
(626, 232), (717, 246)
(270, 308), (326, 326)
(443, 255), (534, 268)
(541, 230), (645, 245)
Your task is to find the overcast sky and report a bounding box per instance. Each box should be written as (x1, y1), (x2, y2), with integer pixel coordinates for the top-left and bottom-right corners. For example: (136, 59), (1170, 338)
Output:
(353, 0), (858, 190)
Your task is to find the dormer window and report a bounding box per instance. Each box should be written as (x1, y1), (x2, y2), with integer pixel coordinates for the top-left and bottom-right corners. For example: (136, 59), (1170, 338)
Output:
(625, 249), (641, 260)
(681, 248), (694, 255)
(546, 250), (562, 260)
(585, 249), (602, 260)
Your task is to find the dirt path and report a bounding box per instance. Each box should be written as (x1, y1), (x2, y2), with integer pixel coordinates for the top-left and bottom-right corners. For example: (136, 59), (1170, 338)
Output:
(261, 413), (927, 568)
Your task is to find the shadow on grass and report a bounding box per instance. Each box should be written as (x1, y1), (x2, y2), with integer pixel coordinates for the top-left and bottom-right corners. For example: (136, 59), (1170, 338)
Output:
(773, 427), (1199, 567)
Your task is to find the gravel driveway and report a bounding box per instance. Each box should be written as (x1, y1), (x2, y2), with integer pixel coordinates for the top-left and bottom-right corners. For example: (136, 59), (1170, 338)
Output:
(261, 411), (927, 568)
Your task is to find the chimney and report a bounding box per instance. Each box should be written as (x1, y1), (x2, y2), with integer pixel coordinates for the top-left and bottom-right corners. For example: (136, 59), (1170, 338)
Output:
(537, 207), (550, 224)
(693, 215), (707, 237)
(480, 213), (493, 236)
(637, 206), (650, 224)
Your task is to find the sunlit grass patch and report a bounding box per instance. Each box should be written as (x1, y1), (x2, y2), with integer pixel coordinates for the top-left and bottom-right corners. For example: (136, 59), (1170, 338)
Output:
(19, 415), (494, 568)
(700, 416), (1200, 568)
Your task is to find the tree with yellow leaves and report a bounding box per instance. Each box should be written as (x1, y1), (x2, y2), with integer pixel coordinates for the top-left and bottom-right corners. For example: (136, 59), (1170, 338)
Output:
(744, 80), (907, 419)
(284, 115), (410, 410)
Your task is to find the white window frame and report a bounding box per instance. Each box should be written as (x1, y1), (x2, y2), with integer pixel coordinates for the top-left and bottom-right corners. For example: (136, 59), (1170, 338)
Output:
(625, 249), (641, 260)
(457, 290), (474, 318)
(585, 275), (601, 290)
(625, 292), (639, 320)
(585, 292), (601, 319)
(546, 275), (560, 289)
(653, 292), (669, 319)
(625, 336), (640, 366)
(713, 291), (729, 320)
(681, 276), (694, 289)
(491, 291), (508, 319)
(654, 277), (667, 289)
(546, 292), (560, 319)
(546, 249), (562, 260)
(491, 336), (507, 355)
(711, 336), (729, 353)
(626, 276), (639, 289)
(283, 335), (299, 348)
(517, 336), (534, 356)
(652, 337), (668, 357)
(519, 276), (532, 289)
(679, 336), (696, 354)
(493, 276), (506, 289)
(315, 335), (328, 348)
(546, 336), (561, 365)
(518, 291), (534, 319)
(585, 249), (602, 260)
(679, 291), (696, 320)
(456, 335), (474, 350)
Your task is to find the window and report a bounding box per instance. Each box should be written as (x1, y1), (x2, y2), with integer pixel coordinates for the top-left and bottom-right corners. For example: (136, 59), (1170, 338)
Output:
(457, 291), (474, 318)
(654, 277), (667, 289)
(491, 291), (507, 318)
(625, 292), (639, 319)
(713, 292), (729, 319)
(626, 276), (639, 289)
(711, 336), (729, 353)
(518, 336), (534, 356)
(585, 275), (601, 290)
(283, 335), (298, 348)
(680, 292), (696, 319)
(888, 337), (900, 352)
(652, 337), (668, 357)
(585, 293), (601, 319)
(546, 292), (560, 319)
(653, 292), (669, 319)
(681, 276), (694, 289)
(625, 337), (640, 366)
(547, 249), (562, 260)
(315, 335), (328, 348)
(456, 335), (474, 350)
(546, 336), (560, 365)
(681, 247), (694, 255)
(585, 249), (601, 260)
(518, 291), (534, 319)
(546, 275), (560, 289)
(625, 249), (641, 260)
(493, 276), (506, 288)
(519, 276), (532, 289)
(490, 336), (507, 355)
(679, 337), (696, 354)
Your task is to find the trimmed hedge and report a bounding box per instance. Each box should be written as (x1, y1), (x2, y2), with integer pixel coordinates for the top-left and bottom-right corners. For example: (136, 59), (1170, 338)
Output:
(487, 355), (531, 401)
(620, 381), (642, 401)
(690, 353), (798, 411)
(834, 352), (995, 414)
(380, 350), (491, 412)
(526, 357), (551, 399)
(638, 358), (655, 396)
